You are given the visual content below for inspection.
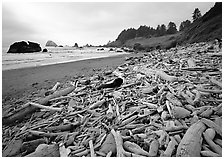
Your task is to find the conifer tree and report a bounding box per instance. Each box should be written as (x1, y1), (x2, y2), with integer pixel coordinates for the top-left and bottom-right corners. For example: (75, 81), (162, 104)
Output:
(192, 8), (202, 21)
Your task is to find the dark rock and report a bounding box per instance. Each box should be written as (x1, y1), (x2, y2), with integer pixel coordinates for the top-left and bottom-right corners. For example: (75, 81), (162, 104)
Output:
(73, 43), (79, 47)
(42, 48), (48, 52)
(97, 78), (123, 90)
(109, 48), (114, 51)
(7, 41), (41, 53)
(97, 48), (104, 51)
(31, 82), (39, 87)
(58, 45), (63, 47)
(45, 40), (57, 47)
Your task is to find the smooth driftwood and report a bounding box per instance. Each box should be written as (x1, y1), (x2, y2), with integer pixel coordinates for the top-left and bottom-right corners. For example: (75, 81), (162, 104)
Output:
(99, 132), (116, 156)
(201, 118), (222, 136)
(2, 139), (23, 157)
(203, 132), (222, 155)
(41, 123), (77, 132)
(176, 121), (206, 157)
(25, 144), (60, 157)
(181, 67), (219, 72)
(2, 86), (76, 125)
(21, 138), (47, 155)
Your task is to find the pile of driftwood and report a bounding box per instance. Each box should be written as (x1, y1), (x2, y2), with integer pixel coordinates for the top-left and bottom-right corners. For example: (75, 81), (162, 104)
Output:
(2, 42), (222, 157)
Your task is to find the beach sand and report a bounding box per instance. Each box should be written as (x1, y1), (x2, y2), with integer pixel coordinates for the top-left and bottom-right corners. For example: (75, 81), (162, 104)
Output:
(2, 53), (141, 107)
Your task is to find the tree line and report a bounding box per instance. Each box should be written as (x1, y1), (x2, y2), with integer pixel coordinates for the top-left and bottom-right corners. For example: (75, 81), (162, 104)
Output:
(116, 8), (202, 44)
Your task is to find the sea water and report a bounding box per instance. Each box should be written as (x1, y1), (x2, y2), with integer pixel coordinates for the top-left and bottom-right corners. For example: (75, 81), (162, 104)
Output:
(2, 47), (128, 70)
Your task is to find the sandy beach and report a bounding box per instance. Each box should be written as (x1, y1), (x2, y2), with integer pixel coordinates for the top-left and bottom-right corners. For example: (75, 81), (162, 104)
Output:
(2, 53), (140, 104)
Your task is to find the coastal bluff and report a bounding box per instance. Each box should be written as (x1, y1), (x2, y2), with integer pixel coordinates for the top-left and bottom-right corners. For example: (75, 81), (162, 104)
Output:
(7, 41), (42, 53)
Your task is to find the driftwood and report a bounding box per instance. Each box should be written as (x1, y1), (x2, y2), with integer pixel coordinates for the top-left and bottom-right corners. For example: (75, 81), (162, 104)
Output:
(29, 102), (63, 112)
(148, 139), (159, 156)
(204, 128), (216, 140)
(25, 144), (60, 157)
(29, 130), (68, 137)
(123, 141), (151, 156)
(187, 58), (196, 68)
(203, 132), (222, 155)
(2, 139), (23, 157)
(2, 85), (76, 125)
(41, 123), (77, 132)
(89, 140), (96, 157)
(181, 67), (219, 72)
(111, 129), (125, 157)
(21, 138), (47, 155)
(201, 150), (221, 157)
(99, 132), (116, 156)
(162, 136), (178, 157)
(176, 121), (206, 157)
(201, 118), (222, 136)
(2, 42), (222, 157)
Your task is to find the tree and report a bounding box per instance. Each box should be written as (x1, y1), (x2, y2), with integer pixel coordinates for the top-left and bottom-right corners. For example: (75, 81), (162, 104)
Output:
(149, 27), (156, 36)
(192, 8), (202, 21)
(156, 24), (167, 36)
(156, 25), (161, 36)
(179, 20), (191, 31)
(116, 28), (137, 44)
(167, 22), (177, 34)
(160, 24), (167, 36)
(136, 25), (150, 37)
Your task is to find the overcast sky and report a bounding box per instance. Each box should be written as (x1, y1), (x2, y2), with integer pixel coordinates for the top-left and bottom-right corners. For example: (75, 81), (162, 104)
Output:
(2, 1), (214, 47)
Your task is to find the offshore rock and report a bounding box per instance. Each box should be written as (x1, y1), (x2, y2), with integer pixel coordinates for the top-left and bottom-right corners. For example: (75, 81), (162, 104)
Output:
(45, 40), (57, 47)
(7, 41), (41, 53)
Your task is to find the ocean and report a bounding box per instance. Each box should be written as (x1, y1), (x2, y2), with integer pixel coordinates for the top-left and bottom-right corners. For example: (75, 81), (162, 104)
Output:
(2, 47), (128, 71)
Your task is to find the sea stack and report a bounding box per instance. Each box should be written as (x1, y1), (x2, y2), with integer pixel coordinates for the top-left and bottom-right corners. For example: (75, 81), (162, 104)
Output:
(46, 40), (57, 47)
(73, 43), (79, 47)
(7, 41), (42, 53)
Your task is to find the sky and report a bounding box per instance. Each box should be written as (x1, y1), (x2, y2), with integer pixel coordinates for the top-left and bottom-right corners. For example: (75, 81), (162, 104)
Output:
(2, 1), (215, 47)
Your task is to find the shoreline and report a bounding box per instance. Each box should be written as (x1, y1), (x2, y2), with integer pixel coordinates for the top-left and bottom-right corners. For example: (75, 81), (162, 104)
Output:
(2, 53), (140, 103)
(2, 51), (129, 71)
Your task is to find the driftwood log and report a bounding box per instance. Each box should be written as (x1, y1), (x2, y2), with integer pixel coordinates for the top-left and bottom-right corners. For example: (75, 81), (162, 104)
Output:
(2, 86), (76, 125)
(25, 144), (60, 157)
(176, 121), (206, 157)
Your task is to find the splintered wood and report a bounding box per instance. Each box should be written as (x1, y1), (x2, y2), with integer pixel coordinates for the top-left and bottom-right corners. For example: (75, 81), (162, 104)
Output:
(2, 42), (222, 157)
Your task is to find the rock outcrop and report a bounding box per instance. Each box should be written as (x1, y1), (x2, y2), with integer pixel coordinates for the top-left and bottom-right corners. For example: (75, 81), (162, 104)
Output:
(7, 41), (42, 53)
(42, 48), (48, 52)
(45, 40), (57, 47)
(73, 43), (79, 47)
